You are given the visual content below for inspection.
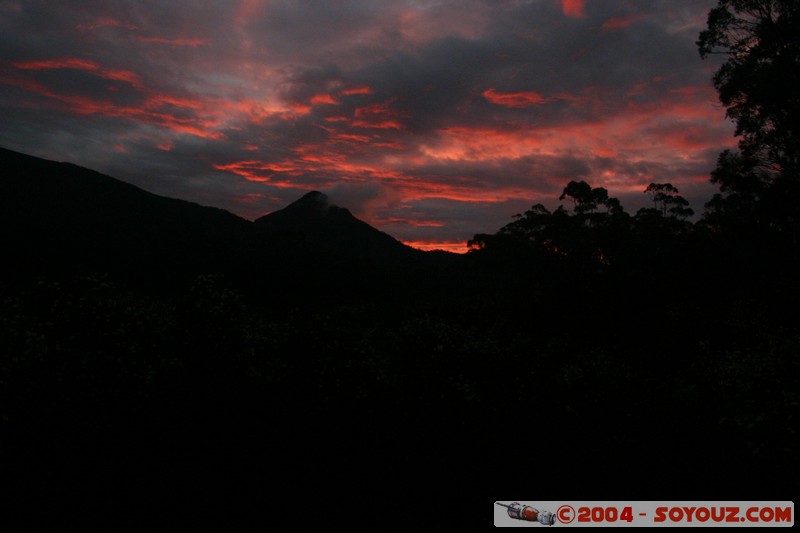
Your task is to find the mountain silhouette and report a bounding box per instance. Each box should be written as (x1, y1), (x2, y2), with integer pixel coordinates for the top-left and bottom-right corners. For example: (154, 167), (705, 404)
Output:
(0, 146), (442, 297)
(2, 145), (797, 517)
(254, 190), (416, 262)
(0, 146), (256, 285)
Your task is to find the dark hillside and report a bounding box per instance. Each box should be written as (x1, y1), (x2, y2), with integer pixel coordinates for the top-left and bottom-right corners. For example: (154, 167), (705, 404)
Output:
(0, 146), (254, 286)
(0, 147), (797, 527)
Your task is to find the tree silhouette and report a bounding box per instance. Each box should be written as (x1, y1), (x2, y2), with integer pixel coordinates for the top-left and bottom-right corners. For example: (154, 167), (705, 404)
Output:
(559, 180), (594, 212)
(698, 0), (800, 179)
(558, 180), (618, 215)
(468, 181), (632, 269)
(644, 183), (695, 219)
(698, 1), (800, 257)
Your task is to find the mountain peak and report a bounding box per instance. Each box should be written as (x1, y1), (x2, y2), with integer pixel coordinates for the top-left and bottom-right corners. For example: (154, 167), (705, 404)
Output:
(298, 190), (328, 203)
(283, 190), (334, 214)
(254, 189), (415, 260)
(300, 191), (328, 202)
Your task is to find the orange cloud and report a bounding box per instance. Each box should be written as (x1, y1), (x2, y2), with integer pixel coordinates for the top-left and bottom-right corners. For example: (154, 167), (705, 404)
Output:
(438, 83), (729, 164)
(290, 103), (312, 115)
(213, 160), (316, 188)
(482, 88), (549, 108)
(425, 126), (556, 161)
(403, 241), (470, 254)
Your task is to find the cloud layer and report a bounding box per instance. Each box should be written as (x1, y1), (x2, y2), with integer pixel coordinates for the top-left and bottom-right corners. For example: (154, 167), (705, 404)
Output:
(0, 0), (733, 251)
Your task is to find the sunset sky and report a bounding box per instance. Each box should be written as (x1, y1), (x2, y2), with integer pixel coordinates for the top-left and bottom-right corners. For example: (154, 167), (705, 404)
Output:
(0, 0), (735, 252)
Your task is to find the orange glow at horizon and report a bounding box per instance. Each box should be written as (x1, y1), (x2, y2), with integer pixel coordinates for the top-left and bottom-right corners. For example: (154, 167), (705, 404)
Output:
(404, 241), (471, 254)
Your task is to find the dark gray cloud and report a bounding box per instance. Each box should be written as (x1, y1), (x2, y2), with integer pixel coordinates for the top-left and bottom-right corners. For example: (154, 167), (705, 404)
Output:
(0, 0), (734, 249)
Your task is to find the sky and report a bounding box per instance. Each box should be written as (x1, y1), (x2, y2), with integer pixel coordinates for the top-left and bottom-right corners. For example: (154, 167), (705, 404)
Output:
(0, 0), (735, 252)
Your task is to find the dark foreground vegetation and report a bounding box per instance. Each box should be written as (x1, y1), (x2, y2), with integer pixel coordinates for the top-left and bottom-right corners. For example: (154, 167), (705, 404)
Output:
(1, 1), (798, 527)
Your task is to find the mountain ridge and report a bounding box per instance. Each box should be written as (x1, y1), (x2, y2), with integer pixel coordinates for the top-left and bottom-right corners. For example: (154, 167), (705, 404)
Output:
(0, 146), (444, 292)
(255, 189), (417, 261)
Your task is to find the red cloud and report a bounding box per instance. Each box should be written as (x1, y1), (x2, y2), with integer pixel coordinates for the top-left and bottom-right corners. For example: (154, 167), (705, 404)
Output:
(214, 142), (514, 204)
(14, 58), (100, 71)
(211, 73), (731, 220)
(137, 36), (205, 47)
(213, 160), (313, 188)
(5, 61), (228, 138)
(601, 14), (647, 32)
(14, 57), (142, 88)
(429, 85), (730, 168)
(76, 18), (140, 31)
(351, 119), (404, 130)
(341, 85), (374, 96)
(352, 99), (407, 129)
(427, 126), (555, 161)
(76, 17), (202, 47)
(381, 217), (446, 228)
(560, 0), (586, 19)
(310, 93), (339, 105)
(482, 88), (549, 108)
